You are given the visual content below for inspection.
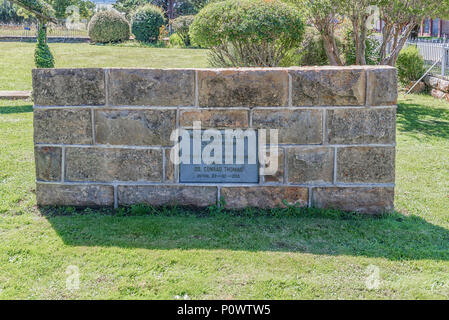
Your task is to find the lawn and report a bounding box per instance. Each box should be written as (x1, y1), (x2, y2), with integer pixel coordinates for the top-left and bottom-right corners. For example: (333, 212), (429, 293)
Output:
(0, 42), (209, 91)
(0, 43), (448, 299)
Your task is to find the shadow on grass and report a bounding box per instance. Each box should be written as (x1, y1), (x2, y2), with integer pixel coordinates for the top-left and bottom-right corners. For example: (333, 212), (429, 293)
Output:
(42, 207), (449, 261)
(0, 104), (33, 114)
(397, 99), (449, 139)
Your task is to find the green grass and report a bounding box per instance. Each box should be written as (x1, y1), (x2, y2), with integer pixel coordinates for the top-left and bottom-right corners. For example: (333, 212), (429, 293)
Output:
(0, 42), (209, 91)
(0, 93), (448, 299)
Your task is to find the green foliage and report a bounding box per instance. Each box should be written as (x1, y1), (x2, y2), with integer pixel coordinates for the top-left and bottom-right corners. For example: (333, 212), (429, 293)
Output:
(171, 15), (194, 46)
(342, 28), (380, 65)
(114, 0), (208, 19)
(8, 0), (55, 22)
(131, 4), (165, 43)
(88, 10), (130, 43)
(189, 0), (304, 67)
(52, 0), (96, 20)
(34, 27), (54, 68)
(280, 33), (330, 67)
(169, 32), (184, 47)
(396, 45), (425, 85)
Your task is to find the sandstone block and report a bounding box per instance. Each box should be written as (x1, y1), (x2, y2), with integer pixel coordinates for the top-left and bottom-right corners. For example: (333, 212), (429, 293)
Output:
(95, 109), (176, 146)
(198, 69), (288, 107)
(65, 147), (162, 182)
(286, 147), (334, 184)
(326, 108), (396, 144)
(108, 69), (195, 106)
(32, 68), (105, 106)
(221, 186), (308, 209)
(312, 187), (394, 214)
(36, 183), (114, 207)
(34, 109), (93, 144)
(290, 67), (366, 106)
(366, 67), (397, 106)
(252, 109), (322, 144)
(180, 109), (249, 128)
(118, 185), (217, 207)
(337, 147), (395, 183)
(35, 146), (62, 181)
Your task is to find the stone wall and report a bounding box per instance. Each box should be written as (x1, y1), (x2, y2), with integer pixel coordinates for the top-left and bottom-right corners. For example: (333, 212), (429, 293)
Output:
(424, 75), (449, 101)
(33, 66), (397, 214)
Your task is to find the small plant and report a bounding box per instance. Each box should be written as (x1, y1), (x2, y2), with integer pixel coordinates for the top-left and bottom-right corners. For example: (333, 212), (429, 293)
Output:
(34, 26), (54, 68)
(208, 197), (226, 216)
(131, 4), (165, 43)
(342, 28), (380, 65)
(396, 45), (425, 85)
(189, 0), (304, 67)
(169, 33), (184, 47)
(171, 15), (195, 46)
(88, 10), (130, 43)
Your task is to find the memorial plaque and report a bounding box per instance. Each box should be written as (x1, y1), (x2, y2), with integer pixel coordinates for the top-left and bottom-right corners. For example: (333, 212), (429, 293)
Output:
(179, 130), (259, 183)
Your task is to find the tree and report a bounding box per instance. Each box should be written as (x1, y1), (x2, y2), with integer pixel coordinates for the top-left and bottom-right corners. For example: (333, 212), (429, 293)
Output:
(114, 0), (208, 20)
(291, 0), (449, 66)
(8, 0), (56, 67)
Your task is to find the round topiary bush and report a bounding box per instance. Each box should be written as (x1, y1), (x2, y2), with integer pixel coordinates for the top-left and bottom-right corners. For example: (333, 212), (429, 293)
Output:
(396, 46), (425, 85)
(131, 4), (165, 43)
(171, 15), (195, 46)
(88, 10), (130, 43)
(189, 0), (304, 67)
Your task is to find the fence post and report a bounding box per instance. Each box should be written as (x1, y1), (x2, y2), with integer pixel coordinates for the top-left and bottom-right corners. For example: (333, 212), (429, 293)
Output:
(442, 47), (448, 77)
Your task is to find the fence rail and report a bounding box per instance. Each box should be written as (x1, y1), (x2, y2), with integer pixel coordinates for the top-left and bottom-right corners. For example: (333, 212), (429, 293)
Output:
(0, 23), (89, 38)
(405, 40), (449, 78)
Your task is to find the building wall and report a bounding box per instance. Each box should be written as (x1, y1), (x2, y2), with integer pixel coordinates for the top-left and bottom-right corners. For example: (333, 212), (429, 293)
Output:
(32, 67), (397, 214)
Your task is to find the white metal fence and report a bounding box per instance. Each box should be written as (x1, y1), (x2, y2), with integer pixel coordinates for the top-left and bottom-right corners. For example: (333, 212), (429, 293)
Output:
(0, 23), (88, 38)
(405, 39), (449, 78)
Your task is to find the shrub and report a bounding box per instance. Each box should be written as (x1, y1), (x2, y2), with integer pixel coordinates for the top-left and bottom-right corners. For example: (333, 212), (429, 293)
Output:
(189, 0), (304, 67)
(396, 46), (425, 85)
(169, 33), (184, 47)
(88, 10), (130, 43)
(342, 28), (380, 65)
(35, 27), (54, 68)
(131, 4), (165, 43)
(171, 15), (195, 46)
(280, 30), (330, 67)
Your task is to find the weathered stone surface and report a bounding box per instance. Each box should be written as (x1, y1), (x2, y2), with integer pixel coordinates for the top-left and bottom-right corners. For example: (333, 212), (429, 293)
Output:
(312, 187), (394, 214)
(32, 68), (105, 106)
(221, 186), (308, 209)
(424, 75), (439, 88)
(65, 147), (162, 182)
(262, 148), (284, 184)
(286, 147), (334, 184)
(35, 146), (62, 181)
(180, 109), (249, 128)
(34, 109), (93, 144)
(198, 69), (288, 107)
(36, 183), (114, 207)
(326, 108), (396, 144)
(252, 109), (322, 144)
(165, 149), (175, 182)
(118, 185), (217, 207)
(430, 88), (449, 101)
(406, 81), (426, 94)
(366, 67), (397, 106)
(108, 69), (195, 106)
(290, 67), (366, 106)
(337, 147), (395, 183)
(437, 78), (449, 93)
(95, 109), (176, 146)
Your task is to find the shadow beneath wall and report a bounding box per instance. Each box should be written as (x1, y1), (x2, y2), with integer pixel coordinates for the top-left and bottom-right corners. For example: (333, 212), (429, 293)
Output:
(43, 208), (449, 261)
(0, 104), (33, 114)
(397, 100), (449, 140)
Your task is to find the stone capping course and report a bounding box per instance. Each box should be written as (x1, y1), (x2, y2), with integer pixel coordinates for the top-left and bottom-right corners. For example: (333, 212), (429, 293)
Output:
(33, 66), (397, 214)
